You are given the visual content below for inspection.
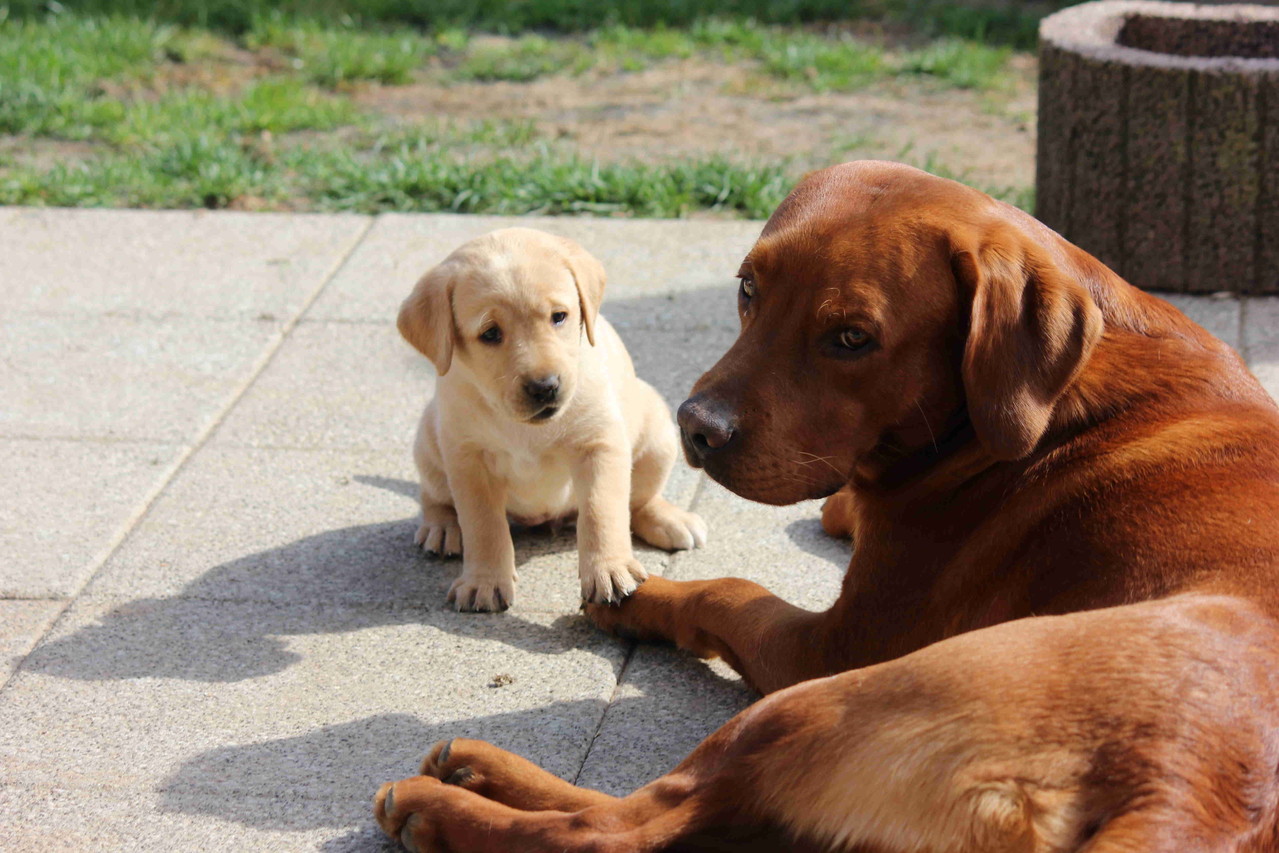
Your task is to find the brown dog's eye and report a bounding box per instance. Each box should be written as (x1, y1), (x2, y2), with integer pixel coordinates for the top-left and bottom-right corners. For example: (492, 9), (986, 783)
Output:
(479, 326), (503, 344)
(837, 328), (872, 351)
(551, 311), (568, 326)
(738, 276), (756, 303)
(823, 327), (876, 360)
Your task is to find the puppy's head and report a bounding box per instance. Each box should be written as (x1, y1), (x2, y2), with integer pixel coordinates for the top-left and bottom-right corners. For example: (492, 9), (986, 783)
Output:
(398, 227), (606, 424)
(679, 161), (1102, 504)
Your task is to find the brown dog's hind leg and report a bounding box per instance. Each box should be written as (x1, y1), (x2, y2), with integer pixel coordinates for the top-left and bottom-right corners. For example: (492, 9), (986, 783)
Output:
(375, 771), (734, 853)
(819, 486), (857, 540)
(420, 738), (616, 812)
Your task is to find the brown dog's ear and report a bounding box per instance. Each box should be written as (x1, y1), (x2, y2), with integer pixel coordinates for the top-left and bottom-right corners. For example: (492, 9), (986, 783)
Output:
(954, 227), (1103, 460)
(557, 237), (606, 346)
(397, 263), (458, 375)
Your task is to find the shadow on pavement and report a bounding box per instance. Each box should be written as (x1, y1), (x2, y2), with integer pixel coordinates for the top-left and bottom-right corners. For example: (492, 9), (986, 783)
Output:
(783, 517), (851, 571)
(156, 651), (754, 840)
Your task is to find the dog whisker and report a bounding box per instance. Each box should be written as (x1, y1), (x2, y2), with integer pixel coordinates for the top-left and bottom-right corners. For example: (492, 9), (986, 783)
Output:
(794, 452), (846, 478)
(915, 400), (939, 453)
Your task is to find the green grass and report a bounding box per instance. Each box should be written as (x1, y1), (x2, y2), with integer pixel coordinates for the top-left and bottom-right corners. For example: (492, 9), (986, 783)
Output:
(109, 78), (357, 146)
(0, 15), (185, 137)
(0, 122), (794, 217)
(446, 22), (1011, 91)
(3, 0), (1072, 48)
(0, 9), (1034, 216)
(454, 34), (592, 82)
(245, 15), (437, 86)
(307, 138), (793, 217)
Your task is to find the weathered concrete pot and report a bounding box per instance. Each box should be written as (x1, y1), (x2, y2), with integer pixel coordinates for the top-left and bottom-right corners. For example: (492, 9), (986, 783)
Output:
(1036, 1), (1279, 293)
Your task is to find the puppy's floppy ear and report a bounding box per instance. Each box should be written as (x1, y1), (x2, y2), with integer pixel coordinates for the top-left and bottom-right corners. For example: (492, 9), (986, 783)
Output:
(397, 262), (458, 375)
(953, 224), (1103, 460)
(556, 236), (606, 346)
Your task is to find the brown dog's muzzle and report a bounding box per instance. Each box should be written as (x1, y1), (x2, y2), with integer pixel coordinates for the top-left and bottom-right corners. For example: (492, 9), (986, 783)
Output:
(677, 394), (737, 468)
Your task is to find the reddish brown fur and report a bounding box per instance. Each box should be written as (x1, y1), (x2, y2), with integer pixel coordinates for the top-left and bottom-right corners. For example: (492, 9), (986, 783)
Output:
(374, 162), (1279, 853)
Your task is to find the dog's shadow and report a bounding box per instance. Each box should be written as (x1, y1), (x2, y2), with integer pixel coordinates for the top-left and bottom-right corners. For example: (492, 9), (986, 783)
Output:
(23, 475), (642, 684)
(153, 649), (754, 845)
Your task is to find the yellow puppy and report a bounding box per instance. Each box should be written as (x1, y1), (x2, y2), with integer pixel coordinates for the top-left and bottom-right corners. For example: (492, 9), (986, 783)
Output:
(398, 228), (707, 612)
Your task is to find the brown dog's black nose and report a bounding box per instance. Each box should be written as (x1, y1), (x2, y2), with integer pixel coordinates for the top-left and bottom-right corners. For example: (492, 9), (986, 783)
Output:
(524, 375), (560, 405)
(677, 395), (736, 466)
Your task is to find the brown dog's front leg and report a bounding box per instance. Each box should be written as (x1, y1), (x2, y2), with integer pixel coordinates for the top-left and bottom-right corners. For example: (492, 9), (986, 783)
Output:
(587, 576), (833, 694)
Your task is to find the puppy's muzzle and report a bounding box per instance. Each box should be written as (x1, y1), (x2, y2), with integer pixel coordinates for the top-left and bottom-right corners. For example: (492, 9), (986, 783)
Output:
(523, 375), (561, 406)
(677, 395), (736, 468)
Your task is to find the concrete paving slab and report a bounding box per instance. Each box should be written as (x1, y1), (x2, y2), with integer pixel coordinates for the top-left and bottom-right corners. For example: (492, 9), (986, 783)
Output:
(0, 601), (62, 684)
(0, 784), (387, 852)
(87, 445), (678, 613)
(1, 598), (624, 802)
(212, 321), (430, 451)
(574, 646), (752, 796)
(676, 481), (848, 613)
(0, 439), (182, 598)
(308, 213), (760, 323)
(0, 314), (279, 442)
(1247, 297), (1279, 401)
(0, 207), (368, 320)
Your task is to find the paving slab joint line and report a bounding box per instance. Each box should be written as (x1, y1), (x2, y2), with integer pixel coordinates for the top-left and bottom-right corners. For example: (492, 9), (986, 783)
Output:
(569, 514), (705, 788)
(0, 214), (377, 698)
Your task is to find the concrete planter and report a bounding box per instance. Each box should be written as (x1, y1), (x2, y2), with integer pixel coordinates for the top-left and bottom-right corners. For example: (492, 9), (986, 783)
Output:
(1036, 1), (1278, 293)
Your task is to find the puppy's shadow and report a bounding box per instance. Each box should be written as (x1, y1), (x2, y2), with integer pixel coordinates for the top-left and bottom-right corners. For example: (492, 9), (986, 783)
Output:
(24, 476), (611, 684)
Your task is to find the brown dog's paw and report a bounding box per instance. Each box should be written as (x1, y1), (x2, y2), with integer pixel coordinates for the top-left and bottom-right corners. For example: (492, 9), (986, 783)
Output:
(584, 575), (680, 643)
(580, 557), (647, 605)
(420, 739), (487, 791)
(375, 777), (447, 853)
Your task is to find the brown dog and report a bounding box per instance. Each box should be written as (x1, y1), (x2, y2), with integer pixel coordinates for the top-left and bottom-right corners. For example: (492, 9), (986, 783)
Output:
(374, 162), (1279, 852)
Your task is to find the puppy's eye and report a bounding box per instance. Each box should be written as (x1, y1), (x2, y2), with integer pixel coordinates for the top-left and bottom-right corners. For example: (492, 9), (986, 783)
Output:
(738, 275), (756, 301)
(479, 326), (503, 345)
(837, 328), (872, 351)
(551, 311), (568, 326)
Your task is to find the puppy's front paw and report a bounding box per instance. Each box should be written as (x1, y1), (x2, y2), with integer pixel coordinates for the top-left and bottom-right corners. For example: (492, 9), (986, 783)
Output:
(580, 558), (647, 605)
(448, 572), (515, 612)
(633, 500), (708, 551)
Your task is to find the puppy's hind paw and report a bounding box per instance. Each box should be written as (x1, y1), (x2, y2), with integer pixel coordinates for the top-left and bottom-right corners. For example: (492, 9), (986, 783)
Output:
(580, 558), (648, 605)
(633, 500), (708, 552)
(415, 521), (462, 558)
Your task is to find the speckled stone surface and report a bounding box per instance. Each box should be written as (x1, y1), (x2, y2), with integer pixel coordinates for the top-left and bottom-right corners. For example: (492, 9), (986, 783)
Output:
(1036, 1), (1279, 293)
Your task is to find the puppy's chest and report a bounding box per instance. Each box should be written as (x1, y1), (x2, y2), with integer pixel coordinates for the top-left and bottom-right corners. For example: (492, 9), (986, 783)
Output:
(485, 446), (575, 523)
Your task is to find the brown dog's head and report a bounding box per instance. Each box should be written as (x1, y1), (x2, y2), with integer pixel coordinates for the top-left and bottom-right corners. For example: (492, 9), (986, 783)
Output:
(398, 228), (606, 423)
(678, 161), (1103, 504)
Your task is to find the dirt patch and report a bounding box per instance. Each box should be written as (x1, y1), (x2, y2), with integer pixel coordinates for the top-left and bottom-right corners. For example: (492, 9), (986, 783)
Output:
(0, 137), (103, 172)
(357, 56), (1038, 190)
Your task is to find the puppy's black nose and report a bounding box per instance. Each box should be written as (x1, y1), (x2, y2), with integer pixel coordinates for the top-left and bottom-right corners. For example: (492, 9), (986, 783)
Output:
(524, 375), (560, 405)
(677, 395), (736, 466)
